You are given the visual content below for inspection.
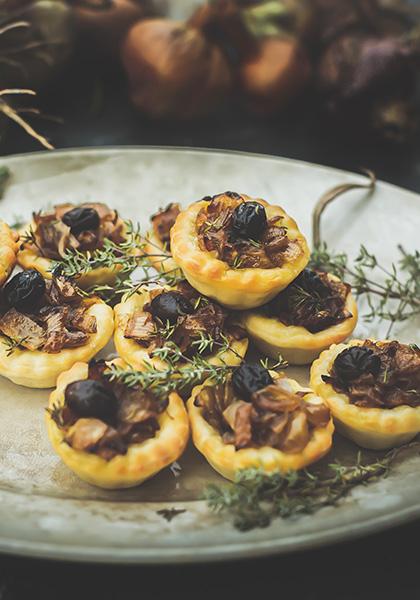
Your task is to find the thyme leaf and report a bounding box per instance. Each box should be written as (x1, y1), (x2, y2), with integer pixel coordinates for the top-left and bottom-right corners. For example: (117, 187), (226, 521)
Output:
(49, 220), (183, 304)
(105, 344), (237, 400)
(1, 335), (28, 356)
(204, 442), (419, 531)
(51, 220), (146, 279)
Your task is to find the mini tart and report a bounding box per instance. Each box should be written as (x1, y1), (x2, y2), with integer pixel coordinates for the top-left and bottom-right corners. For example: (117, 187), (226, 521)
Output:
(170, 194), (310, 309)
(0, 301), (114, 388)
(242, 274), (358, 365)
(310, 340), (420, 450)
(0, 221), (19, 286)
(144, 203), (182, 275)
(188, 374), (334, 481)
(18, 205), (129, 289)
(18, 228), (127, 289)
(114, 286), (248, 370)
(46, 360), (190, 489)
(144, 229), (180, 275)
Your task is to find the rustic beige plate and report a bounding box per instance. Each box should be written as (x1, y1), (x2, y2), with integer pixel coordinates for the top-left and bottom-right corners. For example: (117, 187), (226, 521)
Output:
(0, 147), (419, 564)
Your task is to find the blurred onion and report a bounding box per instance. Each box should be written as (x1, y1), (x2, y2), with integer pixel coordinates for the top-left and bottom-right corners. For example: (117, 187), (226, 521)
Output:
(238, 36), (311, 113)
(121, 17), (232, 118)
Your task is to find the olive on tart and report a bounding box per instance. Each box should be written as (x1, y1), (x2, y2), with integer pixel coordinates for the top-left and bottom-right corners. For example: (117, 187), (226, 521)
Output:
(242, 268), (358, 365)
(114, 280), (248, 374)
(170, 192), (310, 309)
(188, 363), (333, 481)
(144, 203), (181, 274)
(0, 269), (114, 388)
(46, 358), (189, 489)
(310, 339), (420, 449)
(18, 202), (128, 288)
(0, 221), (19, 286)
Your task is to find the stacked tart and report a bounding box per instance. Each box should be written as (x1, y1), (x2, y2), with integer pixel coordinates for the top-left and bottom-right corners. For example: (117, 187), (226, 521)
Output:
(241, 268), (358, 364)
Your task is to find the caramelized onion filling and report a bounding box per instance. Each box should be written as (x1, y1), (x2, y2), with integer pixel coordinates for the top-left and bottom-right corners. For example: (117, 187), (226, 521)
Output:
(50, 360), (168, 461)
(124, 280), (246, 356)
(151, 203), (181, 248)
(266, 268), (352, 332)
(323, 340), (420, 408)
(28, 202), (125, 259)
(195, 376), (330, 453)
(0, 274), (96, 353)
(196, 192), (299, 269)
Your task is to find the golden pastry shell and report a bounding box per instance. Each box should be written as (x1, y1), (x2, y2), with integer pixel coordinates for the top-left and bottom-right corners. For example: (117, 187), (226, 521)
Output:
(143, 229), (181, 276)
(170, 195), (310, 309)
(0, 221), (19, 286)
(17, 219), (130, 289)
(114, 285), (248, 371)
(310, 339), (420, 449)
(46, 359), (190, 489)
(241, 274), (358, 365)
(0, 300), (114, 388)
(187, 373), (334, 481)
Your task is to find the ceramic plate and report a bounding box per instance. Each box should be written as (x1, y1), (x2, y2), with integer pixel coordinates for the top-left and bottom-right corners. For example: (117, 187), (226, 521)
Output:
(0, 147), (419, 564)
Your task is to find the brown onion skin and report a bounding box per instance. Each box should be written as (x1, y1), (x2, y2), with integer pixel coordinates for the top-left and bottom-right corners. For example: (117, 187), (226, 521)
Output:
(120, 18), (233, 119)
(238, 37), (312, 114)
(72, 0), (149, 57)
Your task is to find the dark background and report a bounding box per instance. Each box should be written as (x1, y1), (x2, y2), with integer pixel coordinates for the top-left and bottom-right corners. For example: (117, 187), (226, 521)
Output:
(2, 60), (420, 193)
(1, 37), (420, 600)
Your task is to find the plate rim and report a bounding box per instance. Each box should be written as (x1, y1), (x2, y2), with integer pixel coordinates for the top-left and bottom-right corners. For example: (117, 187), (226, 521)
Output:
(0, 493), (419, 564)
(2, 144), (419, 201)
(0, 145), (419, 564)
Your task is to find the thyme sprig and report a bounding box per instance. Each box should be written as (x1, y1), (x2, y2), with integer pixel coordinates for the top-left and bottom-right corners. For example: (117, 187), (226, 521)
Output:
(51, 221), (146, 279)
(105, 336), (286, 400)
(105, 352), (233, 400)
(205, 443), (419, 531)
(310, 243), (420, 335)
(83, 266), (183, 305)
(49, 219), (183, 303)
(1, 335), (28, 356)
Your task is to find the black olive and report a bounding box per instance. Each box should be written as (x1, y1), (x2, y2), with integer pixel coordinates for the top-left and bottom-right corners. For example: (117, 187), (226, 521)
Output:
(150, 291), (194, 324)
(293, 268), (329, 296)
(65, 379), (117, 421)
(333, 346), (381, 382)
(4, 269), (46, 312)
(232, 363), (273, 400)
(231, 201), (267, 240)
(62, 207), (100, 234)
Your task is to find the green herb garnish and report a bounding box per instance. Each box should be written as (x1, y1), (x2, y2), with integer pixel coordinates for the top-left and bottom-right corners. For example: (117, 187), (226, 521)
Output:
(204, 443), (418, 531)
